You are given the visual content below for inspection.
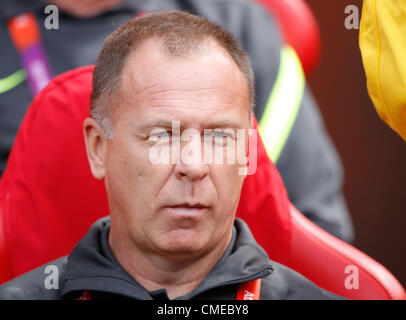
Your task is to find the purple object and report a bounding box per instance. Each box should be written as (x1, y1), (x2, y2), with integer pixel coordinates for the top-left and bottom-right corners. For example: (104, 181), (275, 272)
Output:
(20, 43), (53, 96)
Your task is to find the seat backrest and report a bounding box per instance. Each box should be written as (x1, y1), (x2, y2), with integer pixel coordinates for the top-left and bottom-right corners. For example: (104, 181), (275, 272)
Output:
(0, 67), (404, 300)
(289, 205), (406, 299)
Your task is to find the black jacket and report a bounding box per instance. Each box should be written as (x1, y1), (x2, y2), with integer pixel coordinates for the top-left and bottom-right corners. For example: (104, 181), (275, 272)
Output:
(0, 217), (344, 300)
(0, 0), (353, 242)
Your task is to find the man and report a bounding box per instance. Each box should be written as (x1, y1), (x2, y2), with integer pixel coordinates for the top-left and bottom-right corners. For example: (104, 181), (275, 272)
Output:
(0, 0), (354, 242)
(0, 11), (342, 300)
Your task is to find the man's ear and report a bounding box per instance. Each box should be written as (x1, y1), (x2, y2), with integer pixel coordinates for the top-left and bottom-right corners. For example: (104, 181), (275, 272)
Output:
(83, 117), (108, 180)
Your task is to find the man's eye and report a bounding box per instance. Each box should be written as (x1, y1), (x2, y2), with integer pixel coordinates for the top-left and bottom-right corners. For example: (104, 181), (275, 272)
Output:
(206, 130), (235, 147)
(211, 130), (235, 140)
(149, 131), (171, 142)
(212, 131), (226, 138)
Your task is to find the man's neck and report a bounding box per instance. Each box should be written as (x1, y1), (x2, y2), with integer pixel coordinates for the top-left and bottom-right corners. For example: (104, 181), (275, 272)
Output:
(108, 228), (233, 299)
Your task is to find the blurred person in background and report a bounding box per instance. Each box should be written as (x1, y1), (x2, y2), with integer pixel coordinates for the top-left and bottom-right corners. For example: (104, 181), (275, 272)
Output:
(0, 0), (354, 242)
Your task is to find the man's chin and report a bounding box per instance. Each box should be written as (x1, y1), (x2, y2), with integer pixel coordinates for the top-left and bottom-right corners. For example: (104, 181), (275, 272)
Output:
(156, 231), (211, 257)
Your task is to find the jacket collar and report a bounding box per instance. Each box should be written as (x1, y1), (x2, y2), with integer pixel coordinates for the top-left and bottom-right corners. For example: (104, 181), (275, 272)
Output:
(62, 217), (273, 300)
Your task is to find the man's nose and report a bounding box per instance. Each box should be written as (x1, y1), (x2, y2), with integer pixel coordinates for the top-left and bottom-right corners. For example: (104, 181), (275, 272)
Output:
(174, 141), (209, 181)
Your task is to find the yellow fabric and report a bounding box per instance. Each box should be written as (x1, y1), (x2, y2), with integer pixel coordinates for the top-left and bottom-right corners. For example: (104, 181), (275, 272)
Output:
(360, 0), (406, 141)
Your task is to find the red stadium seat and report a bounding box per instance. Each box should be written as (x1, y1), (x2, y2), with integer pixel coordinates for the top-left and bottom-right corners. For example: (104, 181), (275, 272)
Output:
(255, 0), (321, 76)
(0, 66), (404, 300)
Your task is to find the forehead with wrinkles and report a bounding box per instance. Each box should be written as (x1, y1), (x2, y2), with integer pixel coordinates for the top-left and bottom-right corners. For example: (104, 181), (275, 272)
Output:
(111, 38), (250, 125)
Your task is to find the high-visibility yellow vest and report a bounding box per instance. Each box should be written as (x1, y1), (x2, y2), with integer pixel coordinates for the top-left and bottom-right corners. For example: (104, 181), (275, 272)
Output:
(360, 0), (406, 142)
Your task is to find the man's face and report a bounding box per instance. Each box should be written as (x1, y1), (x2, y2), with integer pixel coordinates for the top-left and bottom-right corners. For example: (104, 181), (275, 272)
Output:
(103, 40), (251, 258)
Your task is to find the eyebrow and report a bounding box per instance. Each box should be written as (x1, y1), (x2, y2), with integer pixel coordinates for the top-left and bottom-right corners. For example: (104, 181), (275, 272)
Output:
(136, 119), (243, 132)
(203, 120), (242, 129)
(137, 120), (175, 131)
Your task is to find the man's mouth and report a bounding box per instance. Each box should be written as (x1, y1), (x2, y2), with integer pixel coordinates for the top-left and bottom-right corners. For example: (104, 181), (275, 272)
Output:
(166, 203), (209, 215)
